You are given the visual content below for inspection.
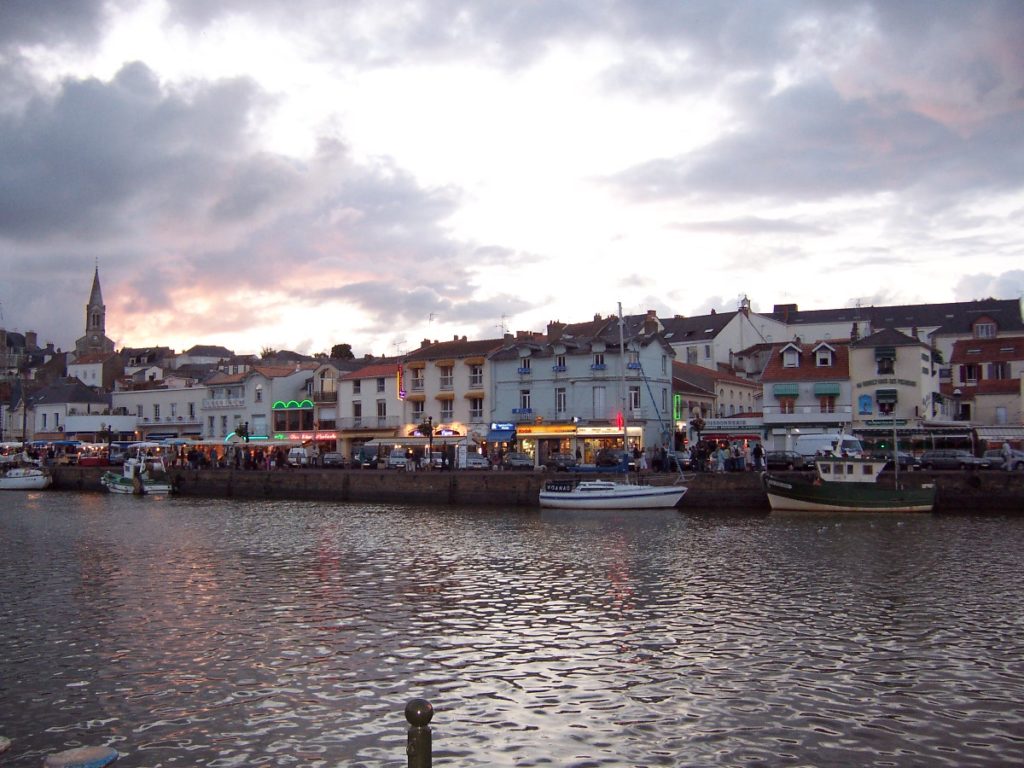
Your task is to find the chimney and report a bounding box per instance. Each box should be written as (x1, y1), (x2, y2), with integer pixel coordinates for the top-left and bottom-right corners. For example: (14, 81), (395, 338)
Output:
(25, 330), (38, 349)
(594, 313), (602, 321)
(643, 310), (662, 335)
(421, 338), (432, 348)
(547, 321), (566, 341)
(850, 322), (860, 342)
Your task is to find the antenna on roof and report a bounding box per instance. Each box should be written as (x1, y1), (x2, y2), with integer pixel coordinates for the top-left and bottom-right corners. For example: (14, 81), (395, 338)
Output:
(428, 312), (437, 331)
(497, 314), (509, 335)
(393, 338), (406, 357)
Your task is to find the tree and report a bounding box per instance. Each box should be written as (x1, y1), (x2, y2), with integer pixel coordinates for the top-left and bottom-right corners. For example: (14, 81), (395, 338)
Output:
(260, 346), (277, 359)
(330, 343), (355, 360)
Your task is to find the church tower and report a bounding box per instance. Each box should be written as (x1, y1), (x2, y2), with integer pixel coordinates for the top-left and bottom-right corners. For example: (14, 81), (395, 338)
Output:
(74, 266), (116, 357)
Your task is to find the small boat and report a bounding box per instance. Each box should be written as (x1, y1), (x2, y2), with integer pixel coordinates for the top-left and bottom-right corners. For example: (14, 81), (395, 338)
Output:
(539, 478), (687, 509)
(0, 465), (52, 491)
(763, 456), (936, 513)
(101, 456), (175, 495)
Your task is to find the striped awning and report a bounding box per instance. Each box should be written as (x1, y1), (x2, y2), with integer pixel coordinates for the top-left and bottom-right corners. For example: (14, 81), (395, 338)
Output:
(773, 383), (800, 397)
(813, 382), (841, 396)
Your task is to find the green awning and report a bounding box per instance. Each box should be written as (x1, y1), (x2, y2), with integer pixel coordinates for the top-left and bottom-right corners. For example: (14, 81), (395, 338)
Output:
(875, 346), (896, 360)
(876, 388), (898, 404)
(813, 383), (841, 396)
(773, 383), (800, 397)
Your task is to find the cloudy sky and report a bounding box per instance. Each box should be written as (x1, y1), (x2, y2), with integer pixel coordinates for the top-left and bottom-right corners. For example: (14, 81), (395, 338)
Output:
(2, 1), (1022, 358)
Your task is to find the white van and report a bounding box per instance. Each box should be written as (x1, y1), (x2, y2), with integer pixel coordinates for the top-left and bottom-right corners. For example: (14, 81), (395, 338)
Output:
(794, 433), (863, 458)
(287, 446), (314, 467)
(386, 448), (408, 469)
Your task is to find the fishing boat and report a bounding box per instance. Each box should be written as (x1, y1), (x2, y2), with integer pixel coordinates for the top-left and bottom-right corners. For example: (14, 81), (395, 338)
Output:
(539, 478), (686, 509)
(0, 465), (52, 490)
(763, 455), (936, 512)
(100, 455), (175, 495)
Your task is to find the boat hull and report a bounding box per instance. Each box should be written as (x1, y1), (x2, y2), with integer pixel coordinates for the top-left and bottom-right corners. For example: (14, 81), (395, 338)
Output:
(0, 468), (51, 491)
(763, 474), (935, 513)
(100, 472), (174, 495)
(539, 481), (686, 510)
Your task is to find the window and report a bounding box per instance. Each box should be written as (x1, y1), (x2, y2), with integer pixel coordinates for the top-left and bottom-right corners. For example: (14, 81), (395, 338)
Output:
(629, 385), (641, 410)
(704, 345), (711, 359)
(353, 380), (361, 394)
(255, 384), (263, 402)
(188, 402), (195, 418)
(686, 347), (698, 364)
(593, 386), (606, 417)
(627, 351), (640, 369)
(412, 401), (424, 420)
(440, 365), (454, 389)
(554, 354), (566, 371)
(819, 396), (836, 413)
(440, 400), (453, 421)
(221, 415), (228, 434)
(208, 416), (215, 434)
(974, 322), (996, 338)
(518, 358), (532, 374)
(662, 355), (668, 374)
(352, 401), (362, 423)
(170, 403), (177, 417)
(593, 352), (605, 369)
(520, 389), (531, 411)
(779, 398), (795, 414)
(783, 348), (800, 368)
(816, 350), (832, 367)
(555, 387), (567, 414)
(154, 404), (160, 419)
(376, 400), (387, 421)
(989, 362), (1009, 380)
(376, 377), (385, 393)
(469, 364), (483, 388)
(469, 397), (483, 420)
(42, 413), (47, 428)
(136, 404), (143, 418)
(960, 364), (980, 384)
(878, 401), (894, 416)
(877, 356), (894, 375)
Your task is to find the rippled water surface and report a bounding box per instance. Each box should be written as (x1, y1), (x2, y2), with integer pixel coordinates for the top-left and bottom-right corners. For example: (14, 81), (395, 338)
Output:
(1, 491), (1022, 766)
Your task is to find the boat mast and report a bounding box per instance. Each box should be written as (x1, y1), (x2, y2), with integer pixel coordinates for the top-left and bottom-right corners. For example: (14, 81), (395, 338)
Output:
(618, 302), (628, 455)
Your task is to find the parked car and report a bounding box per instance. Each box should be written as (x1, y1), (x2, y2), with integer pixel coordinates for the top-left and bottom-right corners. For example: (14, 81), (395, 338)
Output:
(420, 451), (444, 469)
(764, 450), (810, 470)
(869, 450), (920, 471)
(544, 452), (577, 471)
(594, 448), (637, 470)
(982, 448), (1024, 471)
(463, 453), (491, 470)
(919, 450), (991, 470)
(287, 446), (314, 467)
(386, 448), (409, 469)
(322, 451), (346, 468)
(664, 449), (692, 471)
(502, 451), (534, 470)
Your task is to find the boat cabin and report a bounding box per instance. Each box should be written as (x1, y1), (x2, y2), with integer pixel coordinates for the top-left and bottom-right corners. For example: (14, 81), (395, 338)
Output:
(815, 457), (886, 484)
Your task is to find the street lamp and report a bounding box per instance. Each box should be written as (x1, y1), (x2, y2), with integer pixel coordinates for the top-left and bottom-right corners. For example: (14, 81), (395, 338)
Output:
(418, 415), (433, 469)
(953, 388), (962, 421)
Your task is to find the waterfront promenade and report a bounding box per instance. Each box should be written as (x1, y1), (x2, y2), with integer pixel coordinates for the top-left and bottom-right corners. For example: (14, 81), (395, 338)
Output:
(51, 464), (1024, 512)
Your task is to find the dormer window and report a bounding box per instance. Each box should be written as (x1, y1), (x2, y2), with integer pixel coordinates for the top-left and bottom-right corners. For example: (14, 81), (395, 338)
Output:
(782, 347), (800, 368)
(974, 321), (996, 339)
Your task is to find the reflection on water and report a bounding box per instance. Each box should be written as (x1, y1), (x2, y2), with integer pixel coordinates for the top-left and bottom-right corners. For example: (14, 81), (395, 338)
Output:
(1, 492), (1022, 766)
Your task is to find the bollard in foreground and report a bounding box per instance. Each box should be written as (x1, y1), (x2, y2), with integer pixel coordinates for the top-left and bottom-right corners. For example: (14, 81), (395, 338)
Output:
(405, 698), (434, 768)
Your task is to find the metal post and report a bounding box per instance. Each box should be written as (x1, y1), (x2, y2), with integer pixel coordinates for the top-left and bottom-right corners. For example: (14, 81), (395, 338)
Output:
(406, 698), (433, 768)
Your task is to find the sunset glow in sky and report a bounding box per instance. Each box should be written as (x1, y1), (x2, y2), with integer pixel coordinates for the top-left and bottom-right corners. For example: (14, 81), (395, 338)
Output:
(2, 1), (1023, 358)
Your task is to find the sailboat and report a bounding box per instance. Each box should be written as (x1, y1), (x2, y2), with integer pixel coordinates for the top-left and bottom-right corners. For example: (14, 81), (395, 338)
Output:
(539, 304), (687, 510)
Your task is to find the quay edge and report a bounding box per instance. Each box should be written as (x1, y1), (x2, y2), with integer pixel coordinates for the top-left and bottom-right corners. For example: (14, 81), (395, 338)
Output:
(48, 466), (1024, 513)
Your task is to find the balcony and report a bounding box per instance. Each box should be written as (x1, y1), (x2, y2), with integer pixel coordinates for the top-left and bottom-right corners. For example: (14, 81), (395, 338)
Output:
(517, 367), (532, 375)
(312, 390), (337, 403)
(337, 416), (401, 431)
(551, 365), (567, 373)
(590, 364), (607, 371)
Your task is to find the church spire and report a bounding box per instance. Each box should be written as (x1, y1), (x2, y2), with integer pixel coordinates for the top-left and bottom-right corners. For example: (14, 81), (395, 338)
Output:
(87, 265), (105, 334)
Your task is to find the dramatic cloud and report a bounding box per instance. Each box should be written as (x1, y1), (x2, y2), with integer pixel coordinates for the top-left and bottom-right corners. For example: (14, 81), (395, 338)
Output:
(0, 0), (1021, 357)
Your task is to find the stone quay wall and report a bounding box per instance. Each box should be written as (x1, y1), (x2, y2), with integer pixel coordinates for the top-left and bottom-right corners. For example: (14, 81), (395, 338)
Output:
(51, 466), (1024, 513)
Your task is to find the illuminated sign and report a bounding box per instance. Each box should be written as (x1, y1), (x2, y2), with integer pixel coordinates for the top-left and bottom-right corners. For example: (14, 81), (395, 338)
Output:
(396, 364), (406, 401)
(272, 399), (314, 409)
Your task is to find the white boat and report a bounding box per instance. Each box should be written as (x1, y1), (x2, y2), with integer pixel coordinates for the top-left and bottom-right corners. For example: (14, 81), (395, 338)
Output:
(0, 466), (52, 491)
(101, 456), (175, 495)
(539, 478), (686, 509)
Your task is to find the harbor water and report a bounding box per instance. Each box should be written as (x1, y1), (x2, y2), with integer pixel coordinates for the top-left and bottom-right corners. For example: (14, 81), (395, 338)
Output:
(1, 491), (1022, 766)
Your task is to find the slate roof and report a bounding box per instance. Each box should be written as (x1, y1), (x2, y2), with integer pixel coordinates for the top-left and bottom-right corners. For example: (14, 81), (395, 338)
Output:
(660, 311), (737, 344)
(769, 298), (1024, 335)
(406, 337), (505, 362)
(672, 361), (759, 392)
(183, 344), (235, 358)
(849, 328), (924, 348)
(32, 378), (110, 406)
